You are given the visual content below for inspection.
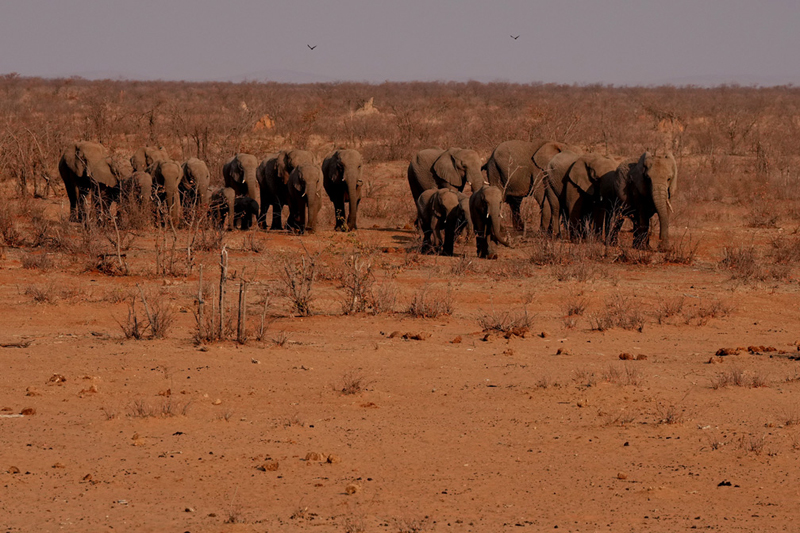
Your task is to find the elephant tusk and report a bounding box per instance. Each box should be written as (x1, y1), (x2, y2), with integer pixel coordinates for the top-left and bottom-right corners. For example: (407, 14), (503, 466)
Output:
(667, 199), (674, 213)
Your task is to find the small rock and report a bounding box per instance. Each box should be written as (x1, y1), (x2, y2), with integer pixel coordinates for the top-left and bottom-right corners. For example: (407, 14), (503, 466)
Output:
(326, 454), (341, 464)
(212, 399), (222, 405)
(185, 507), (195, 513)
(482, 333), (495, 342)
(617, 472), (628, 480)
(8, 466), (20, 474)
(619, 353), (634, 360)
(388, 331), (402, 339)
(20, 407), (36, 416)
(251, 358), (260, 364)
(52, 462), (65, 469)
(503, 348), (515, 356)
(706, 356), (724, 364)
(82, 473), (93, 481)
(345, 483), (361, 495)
(79, 384), (98, 396)
(451, 336), (462, 344)
(716, 348), (739, 356)
(402, 332), (430, 341)
(47, 374), (67, 385)
(305, 452), (326, 462)
(538, 331), (549, 339)
(25, 387), (41, 396)
(0, 407), (11, 412)
(636, 354), (648, 361)
(556, 348), (571, 355)
(158, 389), (171, 397)
(576, 399), (588, 408)
(257, 460), (279, 471)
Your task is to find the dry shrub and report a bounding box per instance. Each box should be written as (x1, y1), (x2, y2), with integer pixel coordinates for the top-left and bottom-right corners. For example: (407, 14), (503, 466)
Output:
(194, 225), (226, 252)
(278, 251), (317, 316)
(528, 237), (571, 266)
(655, 296), (685, 324)
(23, 284), (58, 304)
(572, 367), (598, 388)
(663, 232), (699, 265)
(563, 291), (587, 317)
(615, 246), (654, 265)
(407, 283), (454, 318)
(719, 244), (790, 282)
(739, 434), (766, 455)
(603, 364), (644, 387)
(338, 370), (371, 396)
(118, 297), (146, 340)
(712, 367), (768, 389)
(147, 293), (176, 339)
(746, 201), (779, 228)
(369, 281), (398, 315)
(477, 305), (531, 333)
(589, 293), (645, 332)
(339, 252), (374, 315)
(0, 203), (24, 247)
(21, 252), (53, 271)
(770, 235), (800, 264)
(655, 400), (685, 425)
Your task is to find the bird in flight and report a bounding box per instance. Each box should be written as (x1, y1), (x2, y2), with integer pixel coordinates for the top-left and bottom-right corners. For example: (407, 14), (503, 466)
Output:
(510, 35), (519, 40)
(307, 44), (317, 50)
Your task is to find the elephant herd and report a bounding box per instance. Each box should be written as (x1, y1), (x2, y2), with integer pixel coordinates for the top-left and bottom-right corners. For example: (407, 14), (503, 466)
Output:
(408, 140), (678, 258)
(58, 142), (363, 233)
(57, 139), (676, 257)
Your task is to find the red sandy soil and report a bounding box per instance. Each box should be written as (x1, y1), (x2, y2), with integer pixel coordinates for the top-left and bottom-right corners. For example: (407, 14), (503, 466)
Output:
(2, 167), (800, 532)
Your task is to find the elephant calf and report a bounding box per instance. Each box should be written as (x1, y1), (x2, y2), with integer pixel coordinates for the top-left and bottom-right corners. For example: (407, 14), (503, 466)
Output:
(181, 157), (211, 215)
(287, 163), (324, 234)
(416, 188), (471, 256)
(209, 188), (259, 230)
(469, 186), (510, 259)
(323, 149), (363, 231)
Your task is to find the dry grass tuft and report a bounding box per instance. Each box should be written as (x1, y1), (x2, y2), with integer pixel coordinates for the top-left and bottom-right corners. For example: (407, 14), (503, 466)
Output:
(407, 283), (454, 318)
(589, 293), (645, 332)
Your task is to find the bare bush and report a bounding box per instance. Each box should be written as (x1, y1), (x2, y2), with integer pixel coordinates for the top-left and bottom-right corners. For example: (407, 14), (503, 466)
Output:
(339, 252), (375, 315)
(279, 251), (317, 317)
(21, 252), (53, 271)
(589, 293), (645, 332)
(655, 296), (685, 324)
(477, 305), (531, 333)
(407, 283), (454, 318)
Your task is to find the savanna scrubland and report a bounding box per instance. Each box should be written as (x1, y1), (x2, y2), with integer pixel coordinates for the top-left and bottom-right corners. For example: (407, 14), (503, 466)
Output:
(1, 75), (800, 532)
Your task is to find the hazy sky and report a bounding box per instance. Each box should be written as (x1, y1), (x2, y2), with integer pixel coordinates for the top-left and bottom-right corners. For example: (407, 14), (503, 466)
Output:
(2, 0), (799, 85)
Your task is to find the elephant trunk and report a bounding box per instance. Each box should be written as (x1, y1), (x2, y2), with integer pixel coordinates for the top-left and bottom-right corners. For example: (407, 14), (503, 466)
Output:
(345, 174), (360, 230)
(466, 166), (485, 193)
(653, 184), (670, 249)
(490, 211), (509, 247)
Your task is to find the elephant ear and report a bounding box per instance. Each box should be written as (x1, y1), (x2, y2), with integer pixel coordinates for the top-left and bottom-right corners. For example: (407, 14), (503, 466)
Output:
(432, 150), (463, 190)
(632, 152), (652, 197)
(70, 145), (87, 177)
(568, 160), (596, 195)
(532, 142), (567, 171)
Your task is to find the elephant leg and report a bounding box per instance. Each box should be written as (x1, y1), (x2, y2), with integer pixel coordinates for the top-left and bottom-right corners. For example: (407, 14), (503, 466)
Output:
(333, 197), (347, 232)
(268, 202), (283, 230)
(486, 234), (497, 260)
(506, 195), (524, 231)
(633, 213), (650, 249)
(540, 198), (552, 235)
(346, 198), (359, 232)
(475, 234), (488, 259)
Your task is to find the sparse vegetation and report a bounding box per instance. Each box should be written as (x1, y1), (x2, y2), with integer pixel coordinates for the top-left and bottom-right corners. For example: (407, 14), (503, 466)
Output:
(407, 283), (454, 318)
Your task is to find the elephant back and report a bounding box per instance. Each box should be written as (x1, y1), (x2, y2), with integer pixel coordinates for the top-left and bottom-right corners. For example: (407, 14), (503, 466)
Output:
(131, 146), (169, 172)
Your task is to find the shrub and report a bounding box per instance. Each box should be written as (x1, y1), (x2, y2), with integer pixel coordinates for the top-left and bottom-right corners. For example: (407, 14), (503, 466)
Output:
(408, 283), (454, 318)
(477, 306), (531, 333)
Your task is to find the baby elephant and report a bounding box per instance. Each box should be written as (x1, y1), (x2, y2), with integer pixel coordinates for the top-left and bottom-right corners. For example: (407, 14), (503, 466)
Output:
(469, 186), (510, 259)
(210, 188), (260, 230)
(416, 188), (471, 256)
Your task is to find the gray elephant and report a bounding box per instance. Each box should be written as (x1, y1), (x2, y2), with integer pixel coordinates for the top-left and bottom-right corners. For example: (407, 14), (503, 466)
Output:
(407, 147), (484, 205)
(59, 141), (123, 222)
(416, 188), (470, 256)
(483, 140), (581, 231)
(118, 170), (154, 224)
(181, 158), (211, 214)
(150, 159), (184, 226)
(276, 149), (316, 185)
(223, 153), (259, 229)
(255, 153), (286, 230)
(469, 186), (510, 259)
(546, 152), (618, 240)
(287, 162), (324, 234)
(131, 146), (169, 173)
(209, 187), (235, 230)
(323, 149), (363, 231)
(604, 152), (678, 250)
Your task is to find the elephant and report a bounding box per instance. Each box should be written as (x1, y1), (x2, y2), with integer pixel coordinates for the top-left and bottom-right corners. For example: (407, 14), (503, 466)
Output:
(255, 153), (286, 230)
(276, 149), (316, 185)
(181, 158), (211, 214)
(416, 188), (470, 256)
(603, 152), (678, 250)
(131, 146), (169, 173)
(483, 140), (582, 231)
(469, 186), (510, 259)
(209, 187), (235, 229)
(286, 162), (324, 234)
(407, 147), (485, 206)
(223, 153), (260, 227)
(546, 153), (619, 240)
(322, 149), (363, 231)
(150, 159), (184, 226)
(58, 141), (123, 222)
(118, 171), (154, 225)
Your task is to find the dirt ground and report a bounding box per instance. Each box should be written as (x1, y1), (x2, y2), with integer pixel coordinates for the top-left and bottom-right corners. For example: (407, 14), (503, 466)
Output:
(2, 162), (800, 533)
